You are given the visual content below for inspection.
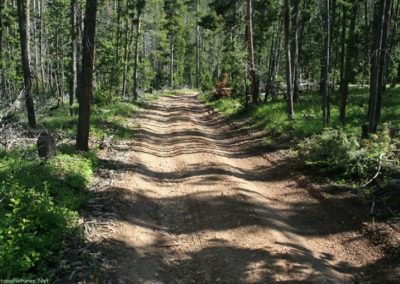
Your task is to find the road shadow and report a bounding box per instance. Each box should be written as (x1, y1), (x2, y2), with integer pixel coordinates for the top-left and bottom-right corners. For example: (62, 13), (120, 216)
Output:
(87, 184), (395, 282)
(93, 226), (355, 283)
(98, 158), (295, 183)
(127, 94), (288, 159)
(84, 94), (396, 282)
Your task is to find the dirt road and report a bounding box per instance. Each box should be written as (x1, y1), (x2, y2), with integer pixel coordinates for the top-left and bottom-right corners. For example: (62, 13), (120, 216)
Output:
(92, 92), (382, 283)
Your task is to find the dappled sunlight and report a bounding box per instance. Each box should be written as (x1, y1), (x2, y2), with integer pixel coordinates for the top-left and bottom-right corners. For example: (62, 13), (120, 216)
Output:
(88, 93), (384, 282)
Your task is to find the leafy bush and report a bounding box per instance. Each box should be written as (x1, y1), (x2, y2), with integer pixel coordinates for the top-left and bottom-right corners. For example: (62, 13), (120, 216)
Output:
(298, 127), (393, 182)
(200, 71), (213, 92)
(0, 147), (94, 278)
(0, 181), (79, 278)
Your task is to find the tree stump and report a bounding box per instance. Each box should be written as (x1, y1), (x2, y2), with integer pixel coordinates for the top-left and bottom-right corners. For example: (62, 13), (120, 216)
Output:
(37, 133), (57, 159)
(362, 123), (378, 139)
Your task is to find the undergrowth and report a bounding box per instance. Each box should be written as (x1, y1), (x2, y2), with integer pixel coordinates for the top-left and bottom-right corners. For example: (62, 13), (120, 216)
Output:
(298, 126), (397, 182)
(40, 101), (140, 140)
(200, 87), (400, 191)
(0, 146), (95, 279)
(0, 95), (145, 279)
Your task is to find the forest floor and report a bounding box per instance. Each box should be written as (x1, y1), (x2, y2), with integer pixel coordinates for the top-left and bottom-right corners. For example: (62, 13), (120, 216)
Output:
(84, 92), (399, 283)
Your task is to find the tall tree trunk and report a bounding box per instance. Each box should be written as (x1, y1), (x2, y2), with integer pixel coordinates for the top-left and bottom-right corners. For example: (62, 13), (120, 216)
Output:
(122, 17), (133, 98)
(246, 0), (258, 104)
(17, 0), (36, 128)
(133, 9), (142, 101)
(272, 29), (282, 102)
(0, 0), (4, 100)
(169, 37), (174, 88)
(321, 0), (331, 127)
(291, 0), (300, 103)
(39, 0), (45, 92)
(76, 0), (97, 151)
(108, 0), (122, 97)
(363, 0), (369, 86)
(389, 0), (400, 87)
(195, 0), (200, 89)
(339, 4), (347, 121)
(69, 0), (78, 116)
(115, 0), (122, 64)
(368, 0), (392, 134)
(340, 0), (358, 124)
(265, 26), (278, 103)
(58, 34), (65, 104)
(33, 0), (38, 96)
(284, 0), (294, 119)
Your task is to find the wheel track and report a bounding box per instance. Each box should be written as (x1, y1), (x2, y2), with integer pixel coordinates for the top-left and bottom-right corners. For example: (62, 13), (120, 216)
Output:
(95, 92), (380, 283)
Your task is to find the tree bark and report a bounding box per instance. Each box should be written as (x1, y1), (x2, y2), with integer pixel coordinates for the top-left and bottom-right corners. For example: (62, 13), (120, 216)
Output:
(368, 0), (392, 134)
(284, 0), (294, 119)
(195, 0), (200, 89)
(133, 8), (142, 101)
(388, 1), (400, 87)
(17, 0), (36, 128)
(291, 0), (300, 103)
(321, 0), (331, 127)
(69, 0), (78, 116)
(76, 0), (97, 151)
(246, 0), (258, 104)
(108, 0), (122, 97)
(265, 27), (278, 103)
(0, 0), (4, 100)
(362, 0), (370, 85)
(169, 38), (174, 88)
(39, 0), (45, 92)
(339, 0), (358, 124)
(122, 17), (133, 98)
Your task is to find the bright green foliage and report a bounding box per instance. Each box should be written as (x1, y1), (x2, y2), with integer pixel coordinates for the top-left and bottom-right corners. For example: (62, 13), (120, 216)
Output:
(138, 57), (157, 90)
(200, 69), (213, 92)
(202, 86), (400, 185)
(41, 101), (139, 141)
(0, 182), (78, 278)
(0, 147), (94, 278)
(91, 102), (139, 139)
(298, 128), (393, 181)
(202, 90), (324, 137)
(0, 98), (142, 277)
(0, 151), (93, 209)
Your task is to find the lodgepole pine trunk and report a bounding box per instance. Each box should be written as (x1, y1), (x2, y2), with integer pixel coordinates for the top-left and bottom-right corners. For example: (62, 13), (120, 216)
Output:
(76, 0), (97, 151)
(284, 0), (294, 119)
(133, 6), (142, 101)
(246, 0), (259, 104)
(17, 0), (36, 128)
(368, 0), (392, 134)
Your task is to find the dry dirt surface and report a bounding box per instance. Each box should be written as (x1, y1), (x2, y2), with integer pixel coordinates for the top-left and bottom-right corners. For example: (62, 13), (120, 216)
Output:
(88, 92), (392, 283)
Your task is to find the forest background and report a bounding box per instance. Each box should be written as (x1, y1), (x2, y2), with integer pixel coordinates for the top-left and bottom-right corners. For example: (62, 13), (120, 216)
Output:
(0, 0), (399, 280)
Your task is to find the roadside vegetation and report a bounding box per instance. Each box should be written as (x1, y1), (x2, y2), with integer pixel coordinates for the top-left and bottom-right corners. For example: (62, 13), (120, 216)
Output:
(200, 87), (400, 207)
(0, 97), (146, 279)
(1, 0), (400, 280)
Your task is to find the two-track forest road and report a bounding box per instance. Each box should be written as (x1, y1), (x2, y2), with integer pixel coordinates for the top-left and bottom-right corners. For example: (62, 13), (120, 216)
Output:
(93, 92), (382, 283)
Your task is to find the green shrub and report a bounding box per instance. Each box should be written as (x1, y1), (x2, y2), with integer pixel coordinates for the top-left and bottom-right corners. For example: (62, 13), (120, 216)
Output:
(0, 147), (94, 278)
(298, 127), (393, 182)
(200, 71), (213, 92)
(0, 150), (94, 209)
(0, 181), (79, 278)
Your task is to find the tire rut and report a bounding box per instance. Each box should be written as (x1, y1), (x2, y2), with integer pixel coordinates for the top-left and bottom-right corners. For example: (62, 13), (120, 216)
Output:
(94, 92), (380, 283)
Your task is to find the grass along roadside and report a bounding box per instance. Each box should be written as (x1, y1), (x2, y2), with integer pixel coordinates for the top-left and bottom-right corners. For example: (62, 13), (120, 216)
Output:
(199, 88), (400, 209)
(0, 95), (147, 280)
(0, 147), (95, 279)
(200, 87), (400, 139)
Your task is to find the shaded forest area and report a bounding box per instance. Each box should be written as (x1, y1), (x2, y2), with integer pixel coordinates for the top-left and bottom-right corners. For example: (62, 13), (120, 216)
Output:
(0, 0), (399, 280)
